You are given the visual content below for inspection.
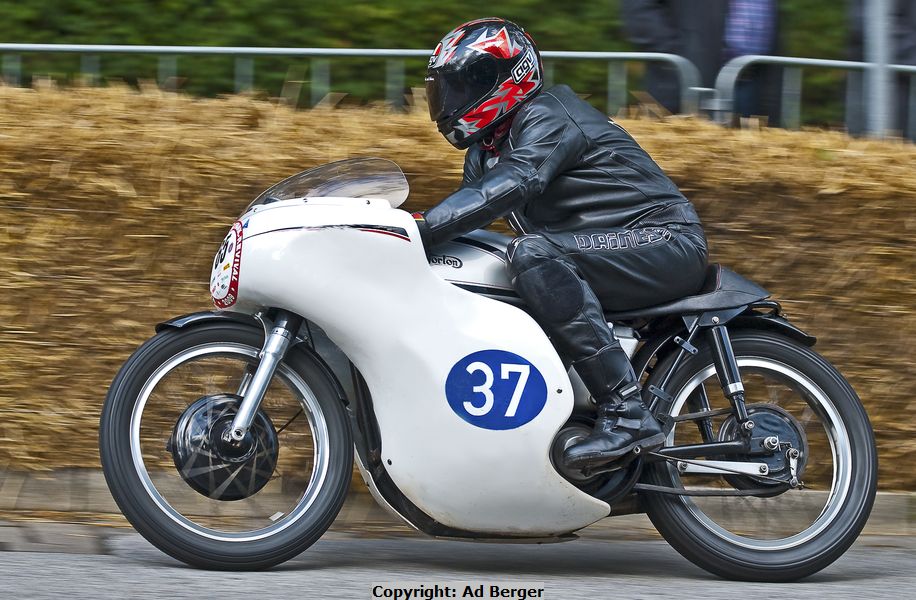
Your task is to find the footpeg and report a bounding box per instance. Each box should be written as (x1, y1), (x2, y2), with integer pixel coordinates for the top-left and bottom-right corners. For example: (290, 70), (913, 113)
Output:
(634, 433), (665, 455)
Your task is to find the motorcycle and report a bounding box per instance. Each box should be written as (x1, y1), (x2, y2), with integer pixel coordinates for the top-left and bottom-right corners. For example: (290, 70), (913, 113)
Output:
(99, 158), (877, 581)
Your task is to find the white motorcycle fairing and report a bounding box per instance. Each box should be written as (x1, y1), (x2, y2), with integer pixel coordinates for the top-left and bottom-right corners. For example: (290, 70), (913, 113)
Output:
(224, 197), (610, 536)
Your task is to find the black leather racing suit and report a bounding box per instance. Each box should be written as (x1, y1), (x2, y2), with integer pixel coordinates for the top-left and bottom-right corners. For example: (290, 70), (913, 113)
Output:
(424, 84), (708, 399)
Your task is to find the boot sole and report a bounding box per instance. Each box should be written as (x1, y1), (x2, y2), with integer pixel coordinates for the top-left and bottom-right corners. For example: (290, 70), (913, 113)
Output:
(564, 433), (666, 471)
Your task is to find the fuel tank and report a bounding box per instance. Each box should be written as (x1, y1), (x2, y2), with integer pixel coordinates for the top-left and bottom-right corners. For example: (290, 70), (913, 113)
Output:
(427, 229), (520, 305)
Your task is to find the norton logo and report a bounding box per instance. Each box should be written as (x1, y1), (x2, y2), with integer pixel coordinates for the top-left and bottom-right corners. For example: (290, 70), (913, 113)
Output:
(430, 254), (463, 269)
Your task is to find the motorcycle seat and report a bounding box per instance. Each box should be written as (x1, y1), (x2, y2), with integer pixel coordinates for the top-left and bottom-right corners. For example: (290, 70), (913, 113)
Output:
(603, 264), (770, 321)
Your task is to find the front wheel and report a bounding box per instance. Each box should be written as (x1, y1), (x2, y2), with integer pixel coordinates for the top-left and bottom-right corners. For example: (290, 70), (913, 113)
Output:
(99, 321), (353, 570)
(642, 330), (877, 581)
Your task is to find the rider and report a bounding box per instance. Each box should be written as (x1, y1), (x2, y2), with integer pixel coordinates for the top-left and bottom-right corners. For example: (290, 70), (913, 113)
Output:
(416, 18), (708, 470)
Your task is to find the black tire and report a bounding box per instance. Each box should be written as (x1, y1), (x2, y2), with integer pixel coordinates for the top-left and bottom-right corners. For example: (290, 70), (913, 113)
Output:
(99, 322), (353, 570)
(642, 329), (877, 582)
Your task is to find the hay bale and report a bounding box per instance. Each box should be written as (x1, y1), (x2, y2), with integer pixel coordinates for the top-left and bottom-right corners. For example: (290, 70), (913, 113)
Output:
(0, 86), (913, 490)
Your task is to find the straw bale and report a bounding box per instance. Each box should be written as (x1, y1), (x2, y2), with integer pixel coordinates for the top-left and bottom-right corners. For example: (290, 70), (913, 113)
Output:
(0, 86), (913, 489)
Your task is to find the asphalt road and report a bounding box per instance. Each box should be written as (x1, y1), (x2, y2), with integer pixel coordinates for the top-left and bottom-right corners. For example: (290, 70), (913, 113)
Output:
(0, 532), (913, 599)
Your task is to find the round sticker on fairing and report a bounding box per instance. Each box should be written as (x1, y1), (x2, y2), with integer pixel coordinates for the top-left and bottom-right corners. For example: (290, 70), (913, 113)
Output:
(210, 221), (243, 309)
(445, 350), (548, 430)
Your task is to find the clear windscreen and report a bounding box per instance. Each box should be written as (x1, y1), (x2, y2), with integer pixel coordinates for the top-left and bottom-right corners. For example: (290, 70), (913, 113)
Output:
(247, 158), (409, 212)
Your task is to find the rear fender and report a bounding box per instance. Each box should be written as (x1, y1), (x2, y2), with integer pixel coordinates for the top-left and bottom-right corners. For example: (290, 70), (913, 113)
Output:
(634, 310), (816, 380)
(729, 314), (816, 346)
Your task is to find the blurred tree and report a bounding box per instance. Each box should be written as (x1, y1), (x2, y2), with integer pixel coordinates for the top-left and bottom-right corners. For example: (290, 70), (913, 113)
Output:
(781, 0), (849, 126)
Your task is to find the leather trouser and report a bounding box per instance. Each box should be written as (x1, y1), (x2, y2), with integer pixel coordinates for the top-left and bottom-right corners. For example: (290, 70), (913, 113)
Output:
(507, 223), (708, 399)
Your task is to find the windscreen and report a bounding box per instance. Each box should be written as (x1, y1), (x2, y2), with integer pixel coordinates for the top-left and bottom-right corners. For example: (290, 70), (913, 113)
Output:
(247, 158), (409, 211)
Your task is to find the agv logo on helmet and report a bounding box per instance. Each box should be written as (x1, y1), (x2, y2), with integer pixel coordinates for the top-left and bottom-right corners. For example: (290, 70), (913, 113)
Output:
(512, 49), (537, 83)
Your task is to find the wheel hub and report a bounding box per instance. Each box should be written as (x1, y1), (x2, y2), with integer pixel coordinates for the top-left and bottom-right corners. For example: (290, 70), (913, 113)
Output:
(168, 394), (279, 501)
(719, 403), (808, 488)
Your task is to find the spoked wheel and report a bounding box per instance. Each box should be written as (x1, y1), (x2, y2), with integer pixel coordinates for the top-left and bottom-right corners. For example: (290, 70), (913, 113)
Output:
(642, 330), (877, 581)
(100, 322), (352, 570)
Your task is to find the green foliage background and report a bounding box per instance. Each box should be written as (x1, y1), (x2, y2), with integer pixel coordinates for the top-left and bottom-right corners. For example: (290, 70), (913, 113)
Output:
(0, 1), (849, 123)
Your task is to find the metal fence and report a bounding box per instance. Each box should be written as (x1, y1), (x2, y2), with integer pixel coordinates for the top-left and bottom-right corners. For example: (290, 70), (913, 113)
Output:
(711, 54), (916, 139)
(1, 42), (914, 139)
(0, 43), (700, 117)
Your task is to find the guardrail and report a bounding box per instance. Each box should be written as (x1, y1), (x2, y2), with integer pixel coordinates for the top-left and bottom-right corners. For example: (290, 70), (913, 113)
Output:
(0, 44), (701, 115)
(3, 43), (913, 139)
(710, 54), (916, 138)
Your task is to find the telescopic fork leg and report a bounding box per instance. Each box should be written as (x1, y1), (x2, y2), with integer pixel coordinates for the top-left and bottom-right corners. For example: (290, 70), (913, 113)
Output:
(227, 310), (303, 442)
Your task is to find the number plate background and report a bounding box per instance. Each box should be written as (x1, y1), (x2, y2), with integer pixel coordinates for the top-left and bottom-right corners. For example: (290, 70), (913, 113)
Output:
(445, 349), (548, 430)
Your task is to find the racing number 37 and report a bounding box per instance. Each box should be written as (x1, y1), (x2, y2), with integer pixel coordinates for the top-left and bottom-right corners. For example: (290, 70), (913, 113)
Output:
(445, 350), (548, 430)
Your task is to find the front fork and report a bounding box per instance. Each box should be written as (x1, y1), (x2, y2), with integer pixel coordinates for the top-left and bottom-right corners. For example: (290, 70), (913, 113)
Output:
(226, 310), (303, 442)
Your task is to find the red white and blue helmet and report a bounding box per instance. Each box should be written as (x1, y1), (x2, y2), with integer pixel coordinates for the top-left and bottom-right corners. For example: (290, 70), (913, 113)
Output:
(426, 18), (543, 149)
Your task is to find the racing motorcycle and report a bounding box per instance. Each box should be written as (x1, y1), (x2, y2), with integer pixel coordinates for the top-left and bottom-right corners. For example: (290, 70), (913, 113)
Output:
(99, 158), (877, 581)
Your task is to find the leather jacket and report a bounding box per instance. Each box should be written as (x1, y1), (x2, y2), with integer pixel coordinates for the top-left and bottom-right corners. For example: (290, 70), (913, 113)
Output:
(424, 85), (702, 246)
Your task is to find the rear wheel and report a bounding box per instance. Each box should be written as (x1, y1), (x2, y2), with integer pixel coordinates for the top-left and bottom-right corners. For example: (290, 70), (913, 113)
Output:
(642, 330), (877, 581)
(99, 322), (352, 570)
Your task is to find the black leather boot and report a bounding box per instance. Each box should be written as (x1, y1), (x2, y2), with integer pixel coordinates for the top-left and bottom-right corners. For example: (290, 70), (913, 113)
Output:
(564, 384), (666, 471)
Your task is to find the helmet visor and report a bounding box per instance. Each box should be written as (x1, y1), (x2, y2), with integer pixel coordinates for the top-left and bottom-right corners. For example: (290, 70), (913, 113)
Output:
(426, 57), (498, 122)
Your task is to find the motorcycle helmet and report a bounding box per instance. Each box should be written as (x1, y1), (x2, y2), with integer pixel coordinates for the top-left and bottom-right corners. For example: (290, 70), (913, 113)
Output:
(426, 18), (543, 149)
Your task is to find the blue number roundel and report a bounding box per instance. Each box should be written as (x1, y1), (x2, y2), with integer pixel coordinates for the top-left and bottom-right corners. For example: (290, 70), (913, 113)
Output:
(445, 349), (548, 430)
